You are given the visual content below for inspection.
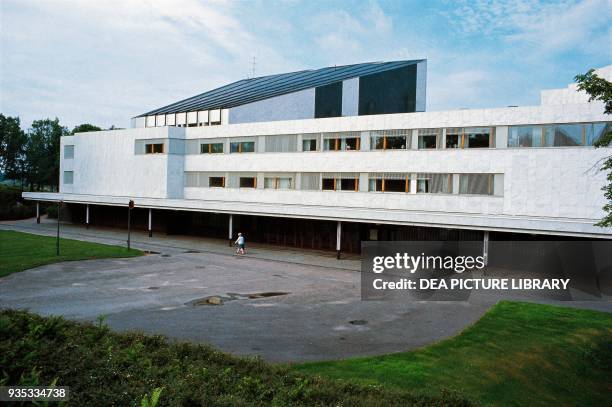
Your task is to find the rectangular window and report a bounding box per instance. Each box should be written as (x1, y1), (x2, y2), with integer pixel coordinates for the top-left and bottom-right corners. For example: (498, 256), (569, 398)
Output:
(200, 143), (223, 154)
(265, 135), (298, 152)
(64, 145), (74, 159)
(464, 127), (492, 148)
(588, 122), (611, 146)
(508, 126), (542, 147)
(264, 177), (293, 189)
(239, 177), (256, 188)
(445, 132), (460, 149)
(416, 173), (452, 194)
(302, 138), (318, 151)
(230, 141), (255, 153)
(145, 143), (164, 154)
(543, 124), (584, 146)
(300, 173), (320, 190)
(340, 178), (357, 191)
(63, 171), (74, 184)
(322, 133), (360, 151)
(209, 177), (225, 187)
(459, 174), (494, 195)
(322, 178), (335, 190)
(418, 129), (440, 149)
(370, 130), (409, 150)
(368, 173), (410, 192)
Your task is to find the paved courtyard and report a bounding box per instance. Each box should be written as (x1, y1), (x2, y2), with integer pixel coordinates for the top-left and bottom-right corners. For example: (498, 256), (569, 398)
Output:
(1, 218), (610, 363)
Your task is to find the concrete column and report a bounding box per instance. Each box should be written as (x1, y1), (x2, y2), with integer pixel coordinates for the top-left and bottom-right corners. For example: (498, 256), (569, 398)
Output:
(36, 202), (40, 224)
(483, 231), (490, 266)
(228, 214), (233, 246)
(148, 208), (152, 237)
(86, 204), (90, 229)
(410, 178), (417, 194)
(336, 221), (342, 259)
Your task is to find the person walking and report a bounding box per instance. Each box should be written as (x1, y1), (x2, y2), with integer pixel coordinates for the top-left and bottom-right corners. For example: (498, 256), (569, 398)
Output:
(234, 232), (246, 255)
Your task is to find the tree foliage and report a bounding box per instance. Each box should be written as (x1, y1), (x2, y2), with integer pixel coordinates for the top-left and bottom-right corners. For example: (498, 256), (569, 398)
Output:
(72, 123), (102, 134)
(24, 118), (69, 190)
(575, 69), (612, 227)
(0, 114), (26, 183)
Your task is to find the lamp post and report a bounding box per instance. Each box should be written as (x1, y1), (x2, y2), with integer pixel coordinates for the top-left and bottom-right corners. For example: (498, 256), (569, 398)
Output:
(127, 200), (134, 250)
(56, 200), (63, 255)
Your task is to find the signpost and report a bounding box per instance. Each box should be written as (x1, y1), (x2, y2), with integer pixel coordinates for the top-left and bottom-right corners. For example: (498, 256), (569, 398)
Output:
(127, 200), (134, 250)
(56, 201), (63, 255)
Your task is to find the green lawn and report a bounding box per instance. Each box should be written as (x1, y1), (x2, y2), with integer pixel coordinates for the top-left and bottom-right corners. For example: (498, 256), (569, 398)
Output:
(293, 301), (612, 407)
(0, 230), (142, 277)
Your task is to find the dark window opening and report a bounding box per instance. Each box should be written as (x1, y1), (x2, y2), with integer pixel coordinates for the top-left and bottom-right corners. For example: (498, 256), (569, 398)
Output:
(209, 177), (225, 187)
(418, 135), (437, 149)
(230, 141), (255, 153)
(239, 177), (256, 188)
(385, 179), (406, 192)
(145, 143), (164, 154)
(201, 143), (224, 154)
(302, 139), (318, 151)
(340, 178), (358, 191)
(467, 133), (490, 148)
(322, 178), (335, 190)
(446, 134), (460, 148)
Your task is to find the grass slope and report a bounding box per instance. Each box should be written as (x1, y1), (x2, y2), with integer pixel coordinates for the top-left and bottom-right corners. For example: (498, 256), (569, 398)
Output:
(293, 301), (612, 406)
(0, 230), (142, 277)
(0, 309), (469, 406)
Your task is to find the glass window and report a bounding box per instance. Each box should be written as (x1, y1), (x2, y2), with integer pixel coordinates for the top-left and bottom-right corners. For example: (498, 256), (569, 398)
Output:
(543, 124), (583, 146)
(145, 143), (164, 154)
(209, 177), (224, 187)
(446, 133), (460, 148)
(323, 137), (360, 151)
(239, 177), (256, 188)
(302, 138), (318, 151)
(230, 141), (255, 153)
(465, 128), (491, 148)
(264, 177), (293, 189)
(508, 126), (542, 147)
(63, 171), (74, 184)
(322, 178), (335, 190)
(200, 143), (223, 154)
(371, 135), (407, 150)
(417, 179), (429, 193)
(588, 122), (611, 146)
(418, 135), (437, 149)
(64, 145), (74, 159)
(459, 174), (493, 195)
(340, 178), (357, 191)
(385, 179), (406, 192)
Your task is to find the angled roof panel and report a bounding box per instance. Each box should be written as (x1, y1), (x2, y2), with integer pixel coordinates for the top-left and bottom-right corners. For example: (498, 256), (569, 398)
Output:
(137, 59), (424, 117)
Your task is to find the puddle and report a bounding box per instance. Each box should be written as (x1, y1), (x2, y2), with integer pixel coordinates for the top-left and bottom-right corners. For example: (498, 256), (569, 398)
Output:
(188, 292), (290, 306)
(349, 320), (368, 325)
(148, 286), (160, 290)
(184, 250), (202, 254)
(161, 254), (171, 257)
(143, 250), (160, 255)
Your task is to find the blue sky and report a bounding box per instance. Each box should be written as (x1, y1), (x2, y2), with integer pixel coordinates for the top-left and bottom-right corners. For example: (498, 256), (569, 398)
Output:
(1, 0), (610, 129)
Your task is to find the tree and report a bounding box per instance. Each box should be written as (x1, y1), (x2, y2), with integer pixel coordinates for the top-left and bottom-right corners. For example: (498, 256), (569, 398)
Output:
(575, 69), (612, 227)
(72, 123), (101, 134)
(0, 114), (27, 186)
(24, 118), (69, 191)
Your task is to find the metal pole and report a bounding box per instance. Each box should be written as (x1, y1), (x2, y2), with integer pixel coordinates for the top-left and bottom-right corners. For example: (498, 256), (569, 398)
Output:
(148, 208), (152, 237)
(56, 201), (61, 255)
(127, 206), (132, 250)
(86, 204), (90, 229)
(228, 214), (233, 246)
(336, 221), (342, 259)
(483, 231), (490, 266)
(36, 202), (40, 224)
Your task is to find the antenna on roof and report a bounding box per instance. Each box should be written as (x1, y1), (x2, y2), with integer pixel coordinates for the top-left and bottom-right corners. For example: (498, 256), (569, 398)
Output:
(251, 56), (257, 78)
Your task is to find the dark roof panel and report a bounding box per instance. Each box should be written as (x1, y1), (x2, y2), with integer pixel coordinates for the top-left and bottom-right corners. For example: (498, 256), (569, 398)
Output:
(137, 60), (424, 117)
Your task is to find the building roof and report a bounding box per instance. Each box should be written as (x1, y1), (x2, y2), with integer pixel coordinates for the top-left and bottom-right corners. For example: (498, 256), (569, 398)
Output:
(137, 59), (424, 117)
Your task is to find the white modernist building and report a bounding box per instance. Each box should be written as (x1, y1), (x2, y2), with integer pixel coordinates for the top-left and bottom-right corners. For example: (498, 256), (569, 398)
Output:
(24, 61), (612, 255)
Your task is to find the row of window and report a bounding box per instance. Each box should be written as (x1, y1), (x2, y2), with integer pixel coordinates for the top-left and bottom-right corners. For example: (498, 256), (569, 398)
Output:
(507, 123), (609, 147)
(145, 110), (223, 128)
(184, 172), (499, 196)
(138, 122), (609, 155)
